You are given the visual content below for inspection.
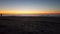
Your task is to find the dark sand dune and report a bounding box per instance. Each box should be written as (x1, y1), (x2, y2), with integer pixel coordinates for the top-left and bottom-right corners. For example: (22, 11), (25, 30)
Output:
(0, 16), (60, 34)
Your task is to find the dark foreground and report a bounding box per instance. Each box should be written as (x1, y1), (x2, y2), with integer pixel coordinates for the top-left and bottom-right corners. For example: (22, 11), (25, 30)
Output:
(0, 16), (60, 34)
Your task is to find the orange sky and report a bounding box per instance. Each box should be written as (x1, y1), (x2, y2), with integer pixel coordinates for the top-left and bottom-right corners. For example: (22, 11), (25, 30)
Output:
(0, 0), (60, 15)
(1, 8), (60, 15)
(0, 10), (60, 15)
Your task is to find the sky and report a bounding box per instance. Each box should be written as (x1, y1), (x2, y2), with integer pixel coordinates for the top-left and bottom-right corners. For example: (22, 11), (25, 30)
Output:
(0, 0), (60, 15)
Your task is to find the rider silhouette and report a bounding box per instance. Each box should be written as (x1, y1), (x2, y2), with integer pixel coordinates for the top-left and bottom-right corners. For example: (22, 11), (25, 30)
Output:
(0, 14), (2, 16)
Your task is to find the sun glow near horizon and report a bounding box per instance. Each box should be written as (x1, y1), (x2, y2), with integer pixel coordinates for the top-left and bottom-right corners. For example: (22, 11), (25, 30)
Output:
(0, 10), (60, 15)
(0, 0), (60, 15)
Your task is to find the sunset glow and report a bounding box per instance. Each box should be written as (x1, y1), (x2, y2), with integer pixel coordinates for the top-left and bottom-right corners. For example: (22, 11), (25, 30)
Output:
(0, 10), (60, 14)
(0, 11), (60, 15)
(0, 0), (60, 16)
